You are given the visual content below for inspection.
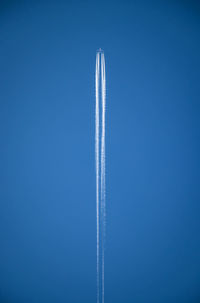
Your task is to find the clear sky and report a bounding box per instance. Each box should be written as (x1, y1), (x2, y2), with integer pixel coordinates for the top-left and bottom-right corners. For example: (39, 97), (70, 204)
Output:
(0, 1), (200, 302)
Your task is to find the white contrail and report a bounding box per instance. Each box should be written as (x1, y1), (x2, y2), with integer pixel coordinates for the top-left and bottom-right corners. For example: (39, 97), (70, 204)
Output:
(95, 52), (100, 303)
(95, 49), (106, 303)
(100, 53), (106, 303)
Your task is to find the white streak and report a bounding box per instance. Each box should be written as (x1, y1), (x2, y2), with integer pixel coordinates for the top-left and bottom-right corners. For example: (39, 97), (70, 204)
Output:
(95, 50), (106, 303)
(95, 52), (100, 303)
(100, 52), (106, 303)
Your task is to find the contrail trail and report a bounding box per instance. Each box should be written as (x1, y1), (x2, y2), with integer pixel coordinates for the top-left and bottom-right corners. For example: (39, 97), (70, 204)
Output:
(95, 49), (106, 303)
(100, 53), (106, 303)
(95, 52), (100, 303)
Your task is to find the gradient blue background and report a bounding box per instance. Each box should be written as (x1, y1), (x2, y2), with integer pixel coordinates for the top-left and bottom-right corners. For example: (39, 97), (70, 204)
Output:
(0, 1), (200, 302)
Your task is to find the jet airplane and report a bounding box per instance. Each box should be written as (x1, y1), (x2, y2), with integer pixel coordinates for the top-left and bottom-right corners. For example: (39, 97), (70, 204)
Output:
(97, 48), (104, 53)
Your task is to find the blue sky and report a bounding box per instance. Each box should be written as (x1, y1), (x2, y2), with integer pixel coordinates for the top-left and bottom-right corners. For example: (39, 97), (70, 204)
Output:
(0, 1), (200, 302)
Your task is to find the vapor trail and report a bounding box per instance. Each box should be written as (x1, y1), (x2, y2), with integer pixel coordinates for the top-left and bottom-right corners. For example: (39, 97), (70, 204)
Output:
(100, 53), (106, 303)
(95, 52), (100, 303)
(95, 49), (106, 303)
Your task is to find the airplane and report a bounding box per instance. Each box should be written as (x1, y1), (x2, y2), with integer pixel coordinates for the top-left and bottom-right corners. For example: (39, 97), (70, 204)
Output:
(97, 48), (104, 53)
